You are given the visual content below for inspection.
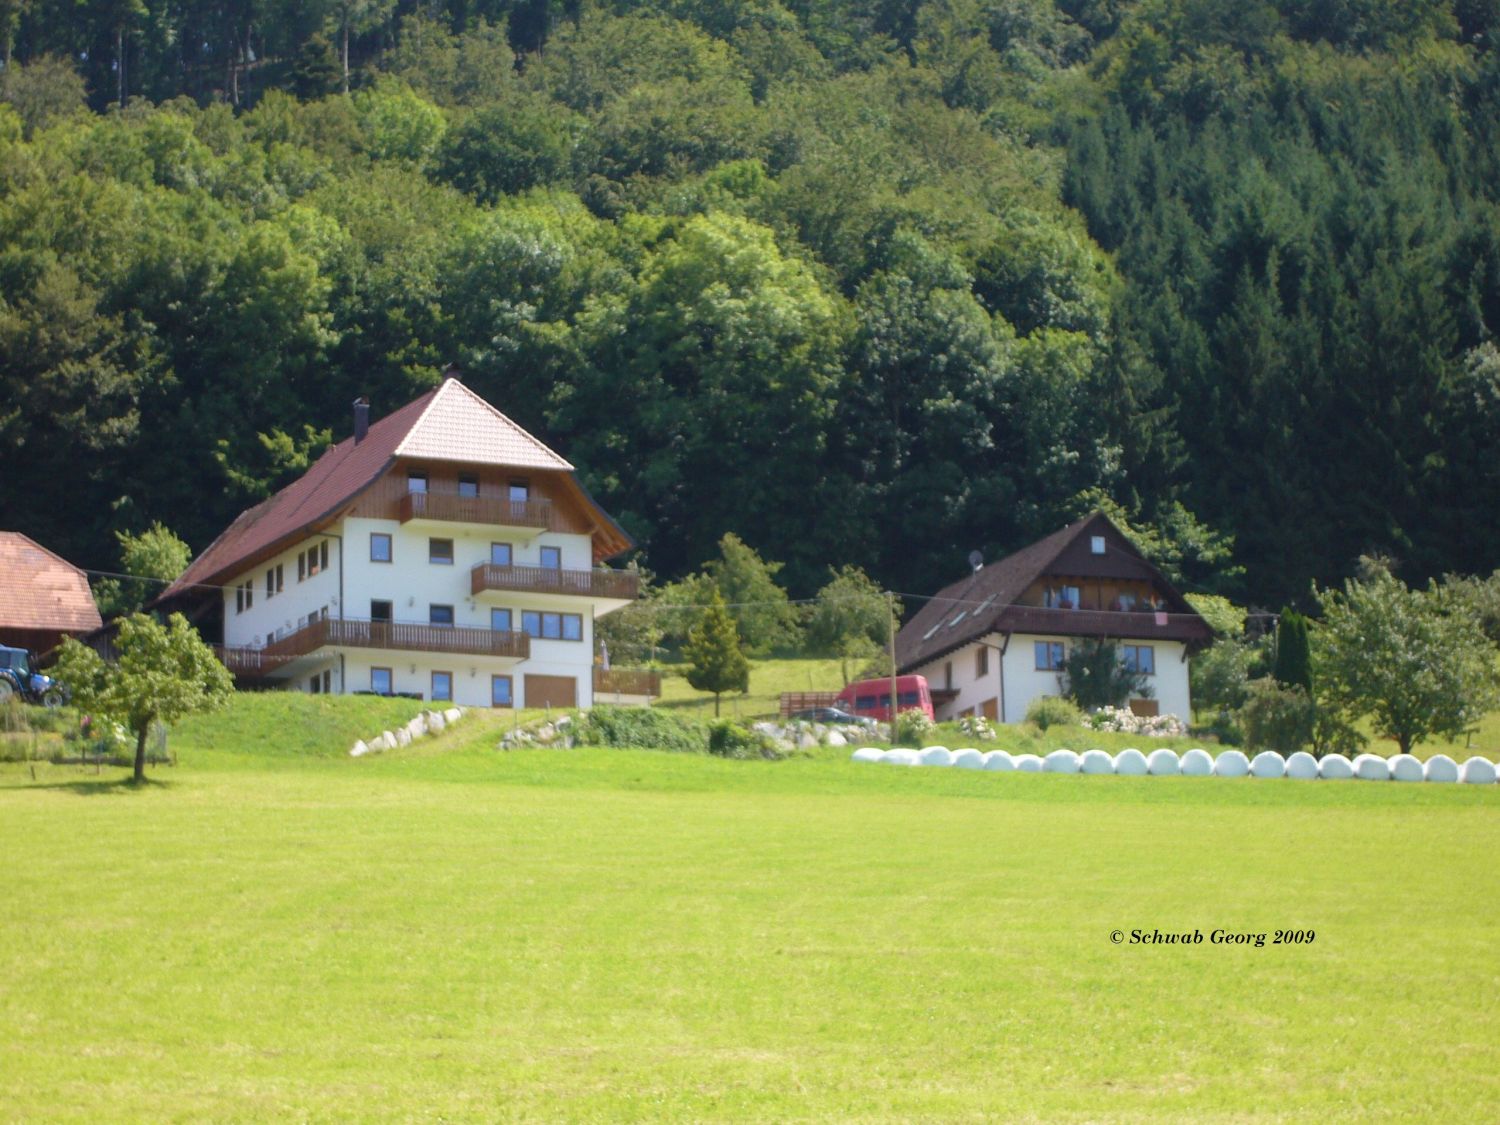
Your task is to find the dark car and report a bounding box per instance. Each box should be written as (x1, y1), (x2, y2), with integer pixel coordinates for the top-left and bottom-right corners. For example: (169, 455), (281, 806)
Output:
(787, 706), (877, 727)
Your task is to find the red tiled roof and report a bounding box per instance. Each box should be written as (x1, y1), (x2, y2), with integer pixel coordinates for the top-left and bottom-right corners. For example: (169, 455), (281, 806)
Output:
(0, 532), (103, 633)
(162, 387), (440, 599)
(895, 512), (1213, 671)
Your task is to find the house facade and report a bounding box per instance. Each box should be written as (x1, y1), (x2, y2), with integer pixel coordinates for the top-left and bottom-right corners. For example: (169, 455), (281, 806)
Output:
(894, 513), (1214, 724)
(160, 375), (651, 709)
(0, 532), (103, 657)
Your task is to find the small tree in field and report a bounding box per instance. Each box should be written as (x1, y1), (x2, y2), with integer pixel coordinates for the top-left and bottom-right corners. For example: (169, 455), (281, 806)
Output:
(52, 614), (233, 783)
(685, 591), (749, 717)
(1060, 638), (1149, 711)
(806, 566), (897, 683)
(1316, 565), (1500, 756)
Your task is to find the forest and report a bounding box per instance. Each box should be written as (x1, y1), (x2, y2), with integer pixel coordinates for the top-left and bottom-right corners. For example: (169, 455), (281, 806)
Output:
(2, 0), (1499, 613)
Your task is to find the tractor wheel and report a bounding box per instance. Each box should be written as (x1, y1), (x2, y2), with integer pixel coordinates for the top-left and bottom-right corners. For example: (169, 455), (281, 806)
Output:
(42, 686), (67, 709)
(0, 678), (14, 702)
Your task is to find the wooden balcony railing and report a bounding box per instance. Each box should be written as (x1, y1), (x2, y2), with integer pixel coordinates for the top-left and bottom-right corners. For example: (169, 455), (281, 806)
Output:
(593, 667), (662, 697)
(994, 605), (1213, 643)
(219, 618), (530, 676)
(400, 489), (553, 529)
(471, 563), (640, 600)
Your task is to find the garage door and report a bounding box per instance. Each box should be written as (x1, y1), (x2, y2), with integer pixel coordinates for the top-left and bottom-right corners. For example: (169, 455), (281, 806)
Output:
(525, 674), (577, 710)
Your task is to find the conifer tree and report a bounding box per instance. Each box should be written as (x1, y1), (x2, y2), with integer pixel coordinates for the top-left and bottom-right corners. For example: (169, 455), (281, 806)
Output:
(685, 590), (749, 717)
(1273, 610), (1313, 695)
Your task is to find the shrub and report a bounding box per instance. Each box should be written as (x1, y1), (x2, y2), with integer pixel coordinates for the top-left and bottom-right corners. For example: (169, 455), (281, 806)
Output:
(894, 707), (935, 743)
(707, 719), (783, 760)
(575, 706), (705, 754)
(1239, 679), (1315, 756)
(1199, 711), (1243, 746)
(1087, 706), (1188, 737)
(957, 714), (995, 741)
(1025, 696), (1082, 731)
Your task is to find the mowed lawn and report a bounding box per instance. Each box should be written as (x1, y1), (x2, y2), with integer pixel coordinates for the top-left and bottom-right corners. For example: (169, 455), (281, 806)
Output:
(2, 702), (1498, 1121)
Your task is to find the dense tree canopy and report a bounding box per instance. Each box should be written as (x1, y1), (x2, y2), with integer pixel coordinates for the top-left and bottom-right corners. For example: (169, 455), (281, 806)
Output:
(3, 0), (1500, 616)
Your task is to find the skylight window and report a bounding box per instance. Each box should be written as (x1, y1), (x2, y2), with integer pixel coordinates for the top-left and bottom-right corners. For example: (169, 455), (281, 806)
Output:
(922, 622), (943, 640)
(949, 610), (968, 627)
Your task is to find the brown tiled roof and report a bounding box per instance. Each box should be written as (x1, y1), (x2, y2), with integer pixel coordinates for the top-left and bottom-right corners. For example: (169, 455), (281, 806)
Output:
(895, 512), (1212, 672)
(0, 533), (102, 633)
(162, 379), (632, 599)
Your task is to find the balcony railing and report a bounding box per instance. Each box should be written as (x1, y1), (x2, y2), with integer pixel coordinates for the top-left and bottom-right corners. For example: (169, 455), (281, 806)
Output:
(471, 563), (640, 600)
(593, 667), (662, 698)
(400, 489), (553, 529)
(219, 617), (530, 676)
(995, 605), (1213, 642)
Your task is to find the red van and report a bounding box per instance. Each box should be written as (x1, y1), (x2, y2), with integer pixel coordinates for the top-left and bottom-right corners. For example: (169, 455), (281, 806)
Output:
(835, 675), (935, 723)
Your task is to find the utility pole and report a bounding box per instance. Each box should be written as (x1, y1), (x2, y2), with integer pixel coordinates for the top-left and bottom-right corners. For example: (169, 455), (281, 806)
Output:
(888, 591), (898, 743)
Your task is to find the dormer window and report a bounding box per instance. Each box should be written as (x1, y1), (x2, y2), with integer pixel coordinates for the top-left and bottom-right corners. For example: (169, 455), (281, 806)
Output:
(1091, 535), (1106, 555)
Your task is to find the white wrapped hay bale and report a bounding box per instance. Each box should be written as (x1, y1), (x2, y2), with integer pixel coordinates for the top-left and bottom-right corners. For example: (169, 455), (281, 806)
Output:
(983, 750), (1016, 772)
(1249, 751), (1286, 779)
(1318, 754), (1354, 779)
(919, 746), (955, 767)
(1423, 754), (1459, 783)
(1180, 748), (1214, 777)
(883, 748), (919, 766)
(952, 748), (985, 769)
(1285, 751), (1318, 780)
(1079, 749), (1114, 774)
(1113, 748), (1149, 776)
(1387, 754), (1423, 782)
(1353, 753), (1390, 781)
(850, 747), (883, 764)
(1214, 749), (1250, 778)
(1013, 753), (1044, 772)
(1460, 756), (1498, 784)
(1043, 749), (1080, 773)
(1147, 748), (1180, 776)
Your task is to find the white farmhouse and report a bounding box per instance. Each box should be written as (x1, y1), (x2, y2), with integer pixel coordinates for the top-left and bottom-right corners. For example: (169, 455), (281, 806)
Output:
(894, 513), (1214, 723)
(159, 373), (653, 709)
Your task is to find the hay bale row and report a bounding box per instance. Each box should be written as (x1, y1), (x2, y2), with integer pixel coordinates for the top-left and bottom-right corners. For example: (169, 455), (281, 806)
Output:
(850, 745), (1499, 783)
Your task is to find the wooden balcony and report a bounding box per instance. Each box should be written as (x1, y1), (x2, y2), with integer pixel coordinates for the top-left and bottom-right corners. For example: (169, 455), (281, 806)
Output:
(471, 563), (640, 601)
(994, 605), (1213, 644)
(593, 667), (662, 698)
(219, 617), (530, 677)
(399, 489), (553, 530)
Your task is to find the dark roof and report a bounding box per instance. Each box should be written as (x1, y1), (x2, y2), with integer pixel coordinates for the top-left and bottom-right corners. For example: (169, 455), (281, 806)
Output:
(161, 381), (634, 601)
(0, 532), (102, 633)
(895, 512), (1213, 672)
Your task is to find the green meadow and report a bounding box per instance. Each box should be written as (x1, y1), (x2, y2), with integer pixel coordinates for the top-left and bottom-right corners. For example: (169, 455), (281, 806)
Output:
(3, 694), (1498, 1121)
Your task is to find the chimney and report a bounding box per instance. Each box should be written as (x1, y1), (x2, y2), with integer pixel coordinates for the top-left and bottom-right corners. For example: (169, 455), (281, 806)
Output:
(443, 362), (463, 383)
(353, 397), (370, 443)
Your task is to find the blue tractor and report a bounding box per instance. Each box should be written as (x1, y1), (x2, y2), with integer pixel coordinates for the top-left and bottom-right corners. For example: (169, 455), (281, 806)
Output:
(0, 645), (68, 707)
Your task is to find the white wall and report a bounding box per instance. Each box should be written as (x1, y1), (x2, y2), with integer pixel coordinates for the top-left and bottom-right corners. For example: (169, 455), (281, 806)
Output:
(222, 535), (339, 649)
(918, 633), (1191, 723)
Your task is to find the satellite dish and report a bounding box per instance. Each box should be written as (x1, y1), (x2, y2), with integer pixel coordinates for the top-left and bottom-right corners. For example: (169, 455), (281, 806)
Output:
(968, 549), (984, 573)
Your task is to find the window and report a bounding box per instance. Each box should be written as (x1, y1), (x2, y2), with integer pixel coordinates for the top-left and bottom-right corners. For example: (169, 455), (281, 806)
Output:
(265, 564), (282, 598)
(976, 646), (989, 677)
(539, 546), (561, 570)
(429, 538), (454, 565)
(1035, 641), (1065, 671)
(371, 667), (392, 695)
(491, 675), (513, 708)
(408, 470), (428, 493)
(235, 581), (253, 614)
(1091, 535), (1106, 555)
(1045, 585), (1080, 609)
(429, 604), (455, 627)
(944, 662), (953, 690)
(370, 533), (392, 563)
(458, 474), (479, 498)
(490, 542), (512, 566)
(320, 541), (328, 571)
(309, 674), (321, 694)
(371, 600), (392, 623)
(491, 608), (512, 633)
(520, 611), (582, 640)
(508, 481), (529, 502)
(431, 671), (452, 702)
(322, 670), (332, 693)
(855, 695), (878, 710)
(298, 553), (305, 581)
(1122, 645), (1155, 675)
(300, 543), (324, 579)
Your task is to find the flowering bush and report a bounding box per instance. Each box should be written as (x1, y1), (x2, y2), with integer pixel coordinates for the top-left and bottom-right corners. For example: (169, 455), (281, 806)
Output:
(894, 707), (935, 743)
(958, 714), (995, 741)
(1086, 706), (1187, 737)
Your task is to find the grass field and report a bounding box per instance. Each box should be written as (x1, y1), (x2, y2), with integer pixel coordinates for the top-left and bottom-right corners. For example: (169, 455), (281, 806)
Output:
(3, 694), (1499, 1121)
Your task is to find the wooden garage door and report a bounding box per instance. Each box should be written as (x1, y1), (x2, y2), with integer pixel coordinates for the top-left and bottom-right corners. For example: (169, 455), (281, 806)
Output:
(525, 674), (577, 710)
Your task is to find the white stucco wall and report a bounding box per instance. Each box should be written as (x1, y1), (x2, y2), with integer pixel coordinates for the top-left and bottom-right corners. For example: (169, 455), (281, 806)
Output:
(222, 535), (340, 649)
(916, 632), (1191, 723)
